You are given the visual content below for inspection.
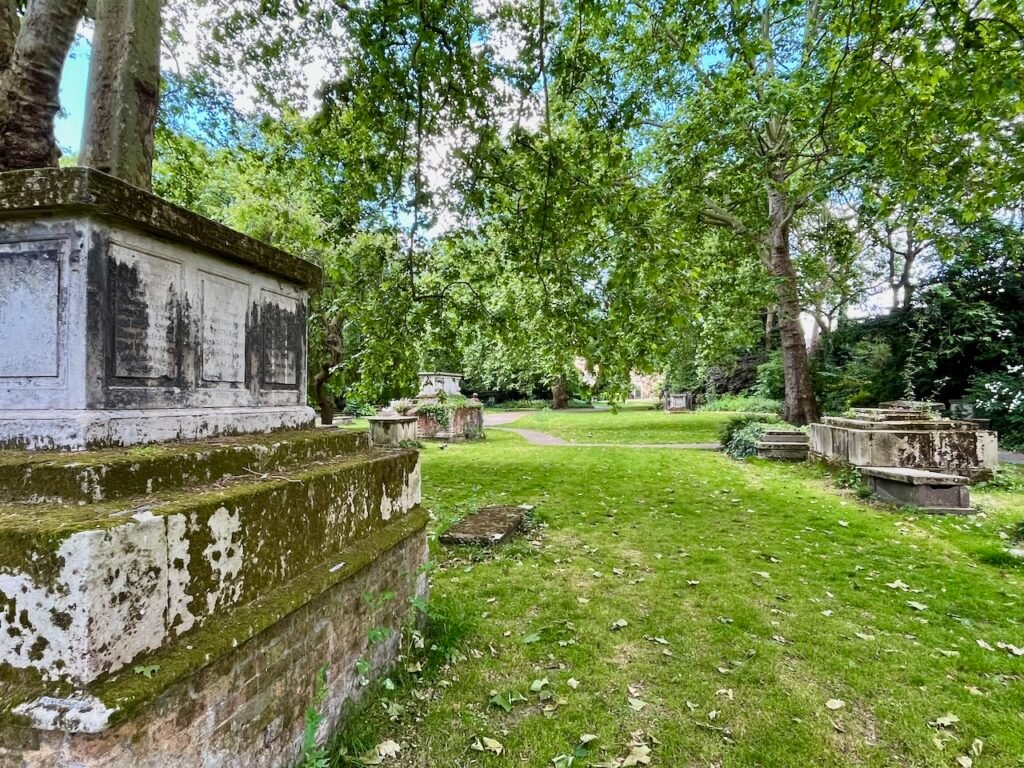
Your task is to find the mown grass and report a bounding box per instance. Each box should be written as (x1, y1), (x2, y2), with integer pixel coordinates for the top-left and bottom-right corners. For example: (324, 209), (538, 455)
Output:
(511, 404), (732, 444)
(323, 416), (1024, 768)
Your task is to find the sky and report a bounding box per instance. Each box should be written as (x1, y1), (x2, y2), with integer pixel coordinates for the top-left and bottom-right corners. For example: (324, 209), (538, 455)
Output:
(56, 37), (91, 156)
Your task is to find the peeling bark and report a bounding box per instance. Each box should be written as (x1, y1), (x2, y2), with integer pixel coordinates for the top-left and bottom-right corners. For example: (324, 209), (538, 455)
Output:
(80, 0), (162, 189)
(0, 0), (88, 171)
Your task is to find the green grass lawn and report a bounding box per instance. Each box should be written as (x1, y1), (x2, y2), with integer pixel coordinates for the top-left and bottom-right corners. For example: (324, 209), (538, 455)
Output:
(510, 403), (733, 444)
(327, 424), (1024, 768)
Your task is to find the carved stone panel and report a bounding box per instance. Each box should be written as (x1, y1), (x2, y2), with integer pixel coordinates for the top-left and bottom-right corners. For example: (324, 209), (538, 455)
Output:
(200, 272), (248, 385)
(0, 241), (62, 379)
(108, 244), (183, 383)
(260, 290), (302, 388)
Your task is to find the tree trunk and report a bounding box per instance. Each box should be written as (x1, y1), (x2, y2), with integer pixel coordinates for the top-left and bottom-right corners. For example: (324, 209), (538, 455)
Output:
(0, 0), (88, 171)
(312, 323), (343, 425)
(767, 185), (820, 426)
(551, 375), (569, 410)
(0, 1), (18, 71)
(80, 0), (161, 189)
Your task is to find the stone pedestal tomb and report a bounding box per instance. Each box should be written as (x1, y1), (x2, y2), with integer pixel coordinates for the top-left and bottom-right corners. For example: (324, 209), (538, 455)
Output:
(407, 371), (484, 441)
(0, 169), (427, 767)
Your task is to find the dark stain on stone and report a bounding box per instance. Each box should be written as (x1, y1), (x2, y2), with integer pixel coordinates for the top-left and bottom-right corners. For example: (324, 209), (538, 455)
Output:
(27, 636), (48, 662)
(258, 298), (305, 390)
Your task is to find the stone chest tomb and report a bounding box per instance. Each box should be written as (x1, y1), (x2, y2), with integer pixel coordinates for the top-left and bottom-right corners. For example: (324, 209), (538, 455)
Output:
(0, 169), (427, 768)
(0, 167), (318, 450)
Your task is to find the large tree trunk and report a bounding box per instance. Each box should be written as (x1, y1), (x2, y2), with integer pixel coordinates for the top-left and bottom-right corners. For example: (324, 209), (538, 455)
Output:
(767, 185), (820, 426)
(80, 0), (161, 189)
(551, 375), (569, 410)
(0, 0), (88, 171)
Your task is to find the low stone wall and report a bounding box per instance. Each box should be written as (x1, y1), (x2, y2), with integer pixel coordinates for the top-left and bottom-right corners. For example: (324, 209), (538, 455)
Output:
(0, 522), (428, 768)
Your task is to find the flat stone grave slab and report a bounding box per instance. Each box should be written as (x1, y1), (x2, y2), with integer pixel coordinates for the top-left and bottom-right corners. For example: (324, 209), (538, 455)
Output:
(440, 505), (527, 546)
(860, 466), (972, 513)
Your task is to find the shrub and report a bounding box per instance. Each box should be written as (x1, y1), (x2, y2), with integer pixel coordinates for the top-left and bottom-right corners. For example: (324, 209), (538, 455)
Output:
(723, 422), (773, 459)
(343, 400), (377, 417)
(700, 394), (783, 415)
(968, 366), (1024, 450)
(719, 412), (781, 446)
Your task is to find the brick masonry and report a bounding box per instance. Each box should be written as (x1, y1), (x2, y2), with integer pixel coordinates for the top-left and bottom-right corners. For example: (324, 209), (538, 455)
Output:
(0, 525), (428, 768)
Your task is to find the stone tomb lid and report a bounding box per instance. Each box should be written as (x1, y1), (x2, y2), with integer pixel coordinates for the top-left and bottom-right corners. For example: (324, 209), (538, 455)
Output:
(858, 466), (968, 485)
(0, 167), (321, 288)
(439, 505), (526, 546)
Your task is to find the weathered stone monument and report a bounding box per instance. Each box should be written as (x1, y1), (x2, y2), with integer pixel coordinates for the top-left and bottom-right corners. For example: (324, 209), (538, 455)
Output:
(0, 168), (427, 767)
(0, 168), (317, 449)
(663, 391), (694, 413)
(809, 400), (999, 481)
(394, 372), (483, 441)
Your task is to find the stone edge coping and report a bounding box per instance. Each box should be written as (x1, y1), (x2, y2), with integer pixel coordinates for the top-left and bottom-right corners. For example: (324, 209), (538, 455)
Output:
(858, 466), (968, 485)
(0, 167), (321, 288)
(0, 428), (371, 505)
(0, 445), (414, 539)
(819, 417), (986, 432)
(1, 507), (428, 734)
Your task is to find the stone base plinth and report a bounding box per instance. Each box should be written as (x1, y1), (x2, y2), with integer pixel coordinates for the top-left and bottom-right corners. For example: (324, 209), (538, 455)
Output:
(1, 428), (426, 766)
(2, 526), (428, 768)
(0, 405), (316, 451)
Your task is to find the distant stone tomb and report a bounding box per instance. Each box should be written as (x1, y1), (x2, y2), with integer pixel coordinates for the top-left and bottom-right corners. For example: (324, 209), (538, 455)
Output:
(396, 372), (484, 441)
(664, 392), (694, 412)
(0, 168), (427, 768)
(809, 400), (998, 481)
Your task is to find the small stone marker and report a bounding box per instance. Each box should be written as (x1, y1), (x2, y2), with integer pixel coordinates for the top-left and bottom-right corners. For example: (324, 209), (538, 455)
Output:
(440, 505), (528, 546)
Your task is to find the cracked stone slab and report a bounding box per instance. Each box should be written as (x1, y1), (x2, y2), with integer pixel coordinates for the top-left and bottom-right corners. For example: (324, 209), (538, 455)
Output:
(439, 505), (528, 546)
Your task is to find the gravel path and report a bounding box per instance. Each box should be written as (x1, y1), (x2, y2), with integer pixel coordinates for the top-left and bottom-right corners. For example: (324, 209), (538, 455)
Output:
(491, 426), (720, 451)
(482, 411), (531, 426)
(1000, 450), (1024, 465)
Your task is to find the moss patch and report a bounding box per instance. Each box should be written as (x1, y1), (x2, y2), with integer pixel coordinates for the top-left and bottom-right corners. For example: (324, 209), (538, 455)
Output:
(0, 428), (369, 506)
(0, 507), (428, 730)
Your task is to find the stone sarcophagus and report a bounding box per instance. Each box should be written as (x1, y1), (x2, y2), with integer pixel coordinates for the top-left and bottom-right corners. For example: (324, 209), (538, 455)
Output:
(0, 168), (318, 449)
(809, 402), (998, 481)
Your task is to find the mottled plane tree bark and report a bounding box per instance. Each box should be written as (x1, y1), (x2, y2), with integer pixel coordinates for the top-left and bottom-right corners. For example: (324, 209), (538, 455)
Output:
(0, 0), (88, 170)
(80, 0), (162, 189)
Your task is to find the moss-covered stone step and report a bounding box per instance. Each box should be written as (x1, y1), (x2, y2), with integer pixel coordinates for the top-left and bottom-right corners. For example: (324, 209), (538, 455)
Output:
(1, 507), (428, 735)
(0, 427), (370, 505)
(0, 446), (420, 688)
